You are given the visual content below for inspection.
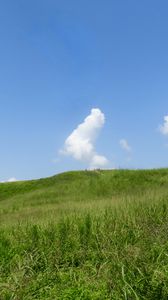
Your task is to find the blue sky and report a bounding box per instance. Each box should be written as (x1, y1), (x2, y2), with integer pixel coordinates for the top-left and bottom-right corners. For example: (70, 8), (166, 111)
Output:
(1, 0), (168, 181)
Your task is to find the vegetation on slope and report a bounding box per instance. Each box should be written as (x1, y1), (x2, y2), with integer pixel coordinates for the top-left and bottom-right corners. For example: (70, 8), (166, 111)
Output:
(1, 169), (168, 299)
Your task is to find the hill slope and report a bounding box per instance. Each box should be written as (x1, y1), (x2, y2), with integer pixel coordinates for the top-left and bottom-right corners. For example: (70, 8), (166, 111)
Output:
(1, 168), (168, 226)
(1, 169), (168, 299)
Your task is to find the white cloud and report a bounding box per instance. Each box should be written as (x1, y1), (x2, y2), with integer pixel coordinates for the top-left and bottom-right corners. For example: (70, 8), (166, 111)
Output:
(8, 177), (17, 182)
(90, 154), (108, 169)
(61, 108), (108, 169)
(159, 115), (168, 136)
(1, 177), (17, 183)
(119, 139), (132, 152)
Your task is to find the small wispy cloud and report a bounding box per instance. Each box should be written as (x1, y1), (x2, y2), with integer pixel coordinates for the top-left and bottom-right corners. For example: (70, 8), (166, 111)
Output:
(119, 139), (132, 152)
(8, 177), (17, 182)
(60, 108), (108, 169)
(1, 177), (17, 183)
(159, 115), (168, 136)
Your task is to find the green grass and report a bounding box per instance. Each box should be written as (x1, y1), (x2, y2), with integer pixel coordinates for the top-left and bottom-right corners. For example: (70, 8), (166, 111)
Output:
(1, 169), (168, 299)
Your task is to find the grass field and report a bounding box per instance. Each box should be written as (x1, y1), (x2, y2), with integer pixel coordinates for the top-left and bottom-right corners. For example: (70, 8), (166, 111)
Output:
(1, 169), (168, 299)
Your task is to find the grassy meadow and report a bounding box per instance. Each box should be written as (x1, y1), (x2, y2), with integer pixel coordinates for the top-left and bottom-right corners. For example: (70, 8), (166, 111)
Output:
(1, 169), (168, 299)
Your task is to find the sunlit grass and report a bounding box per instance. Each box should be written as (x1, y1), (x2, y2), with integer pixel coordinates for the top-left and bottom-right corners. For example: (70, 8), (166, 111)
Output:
(1, 169), (168, 299)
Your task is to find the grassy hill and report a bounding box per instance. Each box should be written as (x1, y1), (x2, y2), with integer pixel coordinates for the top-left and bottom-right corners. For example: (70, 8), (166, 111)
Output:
(1, 169), (168, 299)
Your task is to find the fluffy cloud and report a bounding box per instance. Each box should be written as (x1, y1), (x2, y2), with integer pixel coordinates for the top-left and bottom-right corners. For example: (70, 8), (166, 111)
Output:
(159, 115), (168, 136)
(61, 108), (108, 169)
(119, 139), (132, 152)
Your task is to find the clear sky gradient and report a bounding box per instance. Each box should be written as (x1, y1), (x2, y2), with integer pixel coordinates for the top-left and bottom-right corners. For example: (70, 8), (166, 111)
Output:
(1, 0), (168, 181)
